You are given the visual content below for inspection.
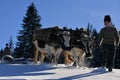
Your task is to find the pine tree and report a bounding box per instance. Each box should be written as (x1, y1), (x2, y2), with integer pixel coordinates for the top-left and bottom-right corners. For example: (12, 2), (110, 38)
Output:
(89, 29), (102, 67)
(15, 3), (41, 58)
(9, 36), (14, 53)
(0, 49), (3, 59)
(86, 23), (93, 36)
(114, 31), (120, 68)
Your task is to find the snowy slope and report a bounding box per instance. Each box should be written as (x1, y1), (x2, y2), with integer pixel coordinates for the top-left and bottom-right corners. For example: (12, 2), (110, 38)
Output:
(0, 63), (120, 80)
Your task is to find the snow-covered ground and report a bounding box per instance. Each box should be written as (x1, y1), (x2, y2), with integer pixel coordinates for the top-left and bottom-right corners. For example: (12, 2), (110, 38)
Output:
(0, 63), (120, 80)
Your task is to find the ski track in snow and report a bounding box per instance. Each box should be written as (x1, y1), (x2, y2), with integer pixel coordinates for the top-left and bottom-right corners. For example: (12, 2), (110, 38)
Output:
(0, 63), (120, 80)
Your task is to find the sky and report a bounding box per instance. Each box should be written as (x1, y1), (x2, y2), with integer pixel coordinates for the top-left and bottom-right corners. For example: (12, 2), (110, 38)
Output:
(0, 0), (120, 49)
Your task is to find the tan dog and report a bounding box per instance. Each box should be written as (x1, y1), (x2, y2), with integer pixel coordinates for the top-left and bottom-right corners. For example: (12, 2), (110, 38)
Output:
(63, 47), (86, 67)
(63, 51), (74, 66)
(34, 50), (47, 64)
(33, 40), (47, 64)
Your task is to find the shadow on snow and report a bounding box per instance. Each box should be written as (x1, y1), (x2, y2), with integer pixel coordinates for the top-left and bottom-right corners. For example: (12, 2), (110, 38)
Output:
(0, 63), (55, 77)
(59, 68), (107, 80)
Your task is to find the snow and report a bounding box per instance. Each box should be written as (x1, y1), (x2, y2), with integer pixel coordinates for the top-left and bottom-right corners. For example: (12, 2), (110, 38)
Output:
(0, 63), (120, 80)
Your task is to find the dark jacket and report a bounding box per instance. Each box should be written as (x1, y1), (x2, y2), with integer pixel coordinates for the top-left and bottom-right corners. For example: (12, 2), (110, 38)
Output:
(4, 47), (12, 55)
(99, 26), (119, 46)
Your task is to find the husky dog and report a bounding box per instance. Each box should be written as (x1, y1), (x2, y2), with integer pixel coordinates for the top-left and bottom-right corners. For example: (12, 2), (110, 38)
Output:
(62, 30), (94, 67)
(63, 47), (86, 67)
(32, 27), (63, 65)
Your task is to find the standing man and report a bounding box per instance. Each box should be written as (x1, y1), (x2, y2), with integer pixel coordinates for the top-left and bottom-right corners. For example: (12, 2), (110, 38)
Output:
(3, 43), (12, 56)
(98, 15), (119, 72)
(0, 43), (12, 63)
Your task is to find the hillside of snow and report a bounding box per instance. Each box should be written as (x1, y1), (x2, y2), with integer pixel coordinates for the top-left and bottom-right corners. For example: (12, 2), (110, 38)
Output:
(0, 63), (120, 80)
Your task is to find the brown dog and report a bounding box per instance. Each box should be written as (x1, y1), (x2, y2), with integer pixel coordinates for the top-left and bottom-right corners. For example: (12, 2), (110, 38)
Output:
(63, 51), (74, 66)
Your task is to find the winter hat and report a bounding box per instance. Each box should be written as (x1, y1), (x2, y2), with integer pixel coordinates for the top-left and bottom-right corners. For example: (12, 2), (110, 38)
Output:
(104, 15), (111, 22)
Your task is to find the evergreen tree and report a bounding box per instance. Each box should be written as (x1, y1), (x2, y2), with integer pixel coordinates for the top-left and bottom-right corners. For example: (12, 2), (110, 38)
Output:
(86, 23), (93, 36)
(0, 49), (3, 59)
(15, 3), (41, 58)
(92, 29), (98, 37)
(9, 36), (14, 53)
(89, 29), (102, 67)
(114, 31), (120, 68)
(92, 29), (99, 42)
